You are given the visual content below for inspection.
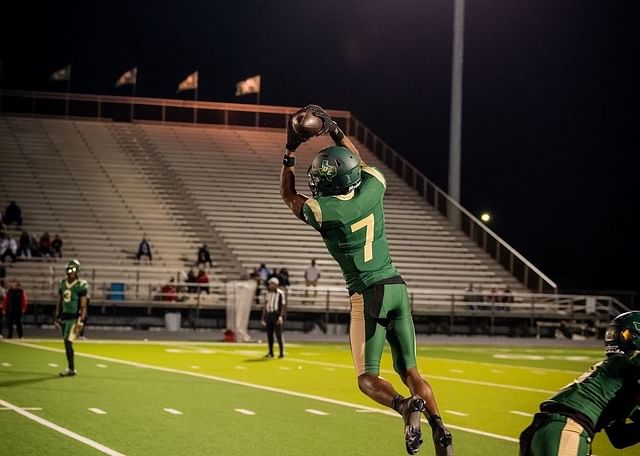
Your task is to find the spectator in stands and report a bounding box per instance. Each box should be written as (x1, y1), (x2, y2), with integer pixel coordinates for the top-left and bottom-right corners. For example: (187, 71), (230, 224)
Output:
(0, 213), (6, 235)
(501, 285), (514, 311)
(4, 201), (23, 226)
(197, 244), (213, 269)
(251, 270), (262, 305)
(161, 277), (177, 302)
(257, 263), (271, 286)
(464, 283), (476, 310)
(487, 286), (500, 308)
(39, 232), (52, 257)
(51, 234), (63, 258)
(136, 236), (152, 263)
(278, 268), (290, 288)
(186, 267), (197, 294)
(0, 234), (17, 263)
(196, 269), (210, 294)
(18, 230), (31, 258)
(304, 258), (321, 299)
(2, 279), (28, 339)
(29, 234), (41, 257)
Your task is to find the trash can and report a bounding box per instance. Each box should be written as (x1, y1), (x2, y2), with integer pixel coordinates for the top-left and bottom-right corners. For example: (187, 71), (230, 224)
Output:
(164, 312), (181, 331)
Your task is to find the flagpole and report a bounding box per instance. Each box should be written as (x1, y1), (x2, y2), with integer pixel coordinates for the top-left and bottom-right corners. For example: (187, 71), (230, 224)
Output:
(65, 65), (71, 118)
(130, 79), (136, 121)
(194, 86), (198, 124)
(255, 91), (261, 127)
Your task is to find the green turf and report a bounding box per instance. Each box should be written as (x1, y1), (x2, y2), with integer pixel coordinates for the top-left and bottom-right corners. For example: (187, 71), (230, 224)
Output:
(0, 339), (621, 455)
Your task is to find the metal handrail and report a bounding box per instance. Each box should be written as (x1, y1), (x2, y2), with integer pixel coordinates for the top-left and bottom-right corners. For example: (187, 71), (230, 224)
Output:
(349, 116), (557, 293)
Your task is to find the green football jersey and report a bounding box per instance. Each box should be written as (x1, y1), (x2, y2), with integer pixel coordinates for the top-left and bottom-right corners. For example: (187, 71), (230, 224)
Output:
(542, 353), (640, 428)
(302, 165), (399, 293)
(59, 278), (90, 316)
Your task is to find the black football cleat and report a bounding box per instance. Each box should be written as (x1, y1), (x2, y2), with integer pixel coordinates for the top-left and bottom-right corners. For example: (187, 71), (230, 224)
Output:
(400, 395), (425, 455)
(430, 417), (454, 456)
(59, 368), (77, 377)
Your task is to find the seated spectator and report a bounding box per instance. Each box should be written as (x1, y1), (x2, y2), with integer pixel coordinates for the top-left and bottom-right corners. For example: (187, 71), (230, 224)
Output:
(161, 277), (177, 302)
(196, 244), (213, 269)
(51, 234), (63, 258)
(196, 269), (209, 294)
(29, 235), (41, 257)
(186, 267), (197, 294)
(18, 230), (31, 258)
(464, 283), (476, 310)
(278, 268), (290, 288)
(500, 285), (514, 311)
(4, 201), (23, 226)
(136, 236), (152, 263)
(257, 263), (271, 286)
(0, 234), (17, 263)
(0, 213), (6, 234)
(39, 232), (51, 257)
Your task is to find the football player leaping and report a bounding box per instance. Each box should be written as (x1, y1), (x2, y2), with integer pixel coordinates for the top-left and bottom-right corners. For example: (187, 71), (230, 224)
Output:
(280, 104), (454, 456)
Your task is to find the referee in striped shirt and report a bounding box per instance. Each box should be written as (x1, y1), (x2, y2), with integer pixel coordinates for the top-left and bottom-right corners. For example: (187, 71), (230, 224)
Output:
(261, 277), (286, 358)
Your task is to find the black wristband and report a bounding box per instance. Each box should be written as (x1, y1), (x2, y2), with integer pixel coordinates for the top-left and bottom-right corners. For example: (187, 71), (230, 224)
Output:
(282, 154), (296, 167)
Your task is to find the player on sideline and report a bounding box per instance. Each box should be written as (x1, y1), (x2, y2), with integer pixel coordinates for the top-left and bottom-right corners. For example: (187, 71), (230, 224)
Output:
(520, 311), (640, 455)
(280, 104), (454, 455)
(54, 259), (89, 377)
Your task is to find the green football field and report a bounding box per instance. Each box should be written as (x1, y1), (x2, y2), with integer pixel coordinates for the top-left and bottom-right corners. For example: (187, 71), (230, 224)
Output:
(0, 338), (621, 456)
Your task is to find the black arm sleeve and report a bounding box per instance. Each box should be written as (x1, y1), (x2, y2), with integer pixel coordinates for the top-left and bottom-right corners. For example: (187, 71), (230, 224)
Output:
(605, 420), (640, 449)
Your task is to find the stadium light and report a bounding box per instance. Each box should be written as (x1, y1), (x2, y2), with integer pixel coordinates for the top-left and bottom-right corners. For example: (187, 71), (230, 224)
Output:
(480, 212), (491, 223)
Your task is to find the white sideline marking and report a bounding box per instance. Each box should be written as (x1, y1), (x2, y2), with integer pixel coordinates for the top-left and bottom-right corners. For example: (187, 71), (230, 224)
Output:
(48, 363), (59, 368)
(163, 408), (183, 415)
(449, 369), (464, 374)
(0, 398), (125, 456)
(305, 409), (329, 416)
(89, 408), (107, 415)
(510, 411), (534, 418)
(1, 362), (11, 367)
(234, 408), (255, 416)
(445, 410), (469, 417)
(96, 364), (108, 368)
(9, 341), (519, 444)
(355, 409), (378, 413)
(283, 357), (556, 395)
(234, 366), (247, 370)
(0, 407), (42, 411)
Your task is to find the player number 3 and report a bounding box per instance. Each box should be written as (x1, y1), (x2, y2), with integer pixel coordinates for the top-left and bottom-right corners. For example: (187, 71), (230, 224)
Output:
(351, 213), (374, 263)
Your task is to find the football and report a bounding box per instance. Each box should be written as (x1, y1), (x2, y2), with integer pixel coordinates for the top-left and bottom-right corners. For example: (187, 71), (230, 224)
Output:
(290, 108), (324, 138)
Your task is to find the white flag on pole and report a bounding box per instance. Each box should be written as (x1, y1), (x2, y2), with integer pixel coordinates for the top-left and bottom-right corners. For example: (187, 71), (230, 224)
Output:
(235, 74), (261, 96)
(115, 67), (137, 87)
(49, 65), (71, 81)
(177, 71), (198, 92)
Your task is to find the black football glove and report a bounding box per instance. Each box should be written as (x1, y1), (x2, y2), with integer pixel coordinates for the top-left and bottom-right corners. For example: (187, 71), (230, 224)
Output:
(286, 107), (309, 152)
(305, 104), (345, 143)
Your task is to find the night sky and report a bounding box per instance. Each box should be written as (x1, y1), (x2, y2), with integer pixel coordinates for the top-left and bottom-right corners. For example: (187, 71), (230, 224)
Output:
(2, 1), (638, 298)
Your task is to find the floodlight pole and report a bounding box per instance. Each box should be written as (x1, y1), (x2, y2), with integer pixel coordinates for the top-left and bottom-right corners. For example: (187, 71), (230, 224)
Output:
(448, 0), (465, 228)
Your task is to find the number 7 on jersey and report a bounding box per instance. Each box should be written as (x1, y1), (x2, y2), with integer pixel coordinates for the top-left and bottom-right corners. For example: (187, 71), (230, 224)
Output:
(351, 213), (375, 262)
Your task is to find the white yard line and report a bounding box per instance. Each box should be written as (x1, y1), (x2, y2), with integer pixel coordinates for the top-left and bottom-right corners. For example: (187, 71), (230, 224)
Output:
(0, 407), (42, 411)
(234, 408), (256, 416)
(445, 410), (469, 417)
(48, 363), (59, 367)
(163, 408), (183, 415)
(8, 341), (519, 444)
(96, 364), (108, 368)
(0, 398), (125, 456)
(1, 362), (11, 367)
(305, 409), (329, 416)
(509, 411), (534, 418)
(89, 408), (107, 415)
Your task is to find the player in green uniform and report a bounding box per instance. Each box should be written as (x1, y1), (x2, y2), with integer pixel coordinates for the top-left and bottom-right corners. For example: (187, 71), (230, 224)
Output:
(280, 105), (453, 456)
(54, 259), (89, 377)
(520, 310), (640, 455)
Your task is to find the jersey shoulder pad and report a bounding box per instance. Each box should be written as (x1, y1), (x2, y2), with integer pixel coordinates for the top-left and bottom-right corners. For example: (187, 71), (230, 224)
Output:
(362, 165), (386, 189)
(302, 198), (323, 231)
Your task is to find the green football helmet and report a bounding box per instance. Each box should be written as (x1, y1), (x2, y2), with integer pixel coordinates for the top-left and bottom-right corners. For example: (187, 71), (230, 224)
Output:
(65, 259), (81, 274)
(307, 146), (362, 197)
(604, 311), (640, 355)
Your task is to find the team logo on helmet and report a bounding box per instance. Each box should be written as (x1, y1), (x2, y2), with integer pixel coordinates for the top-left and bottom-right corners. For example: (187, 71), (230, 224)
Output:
(634, 322), (640, 332)
(318, 160), (337, 179)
